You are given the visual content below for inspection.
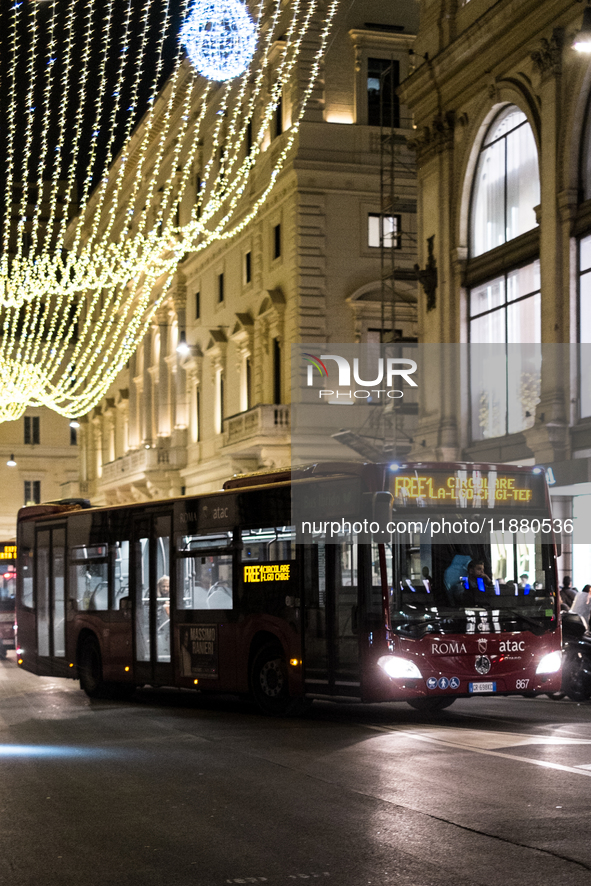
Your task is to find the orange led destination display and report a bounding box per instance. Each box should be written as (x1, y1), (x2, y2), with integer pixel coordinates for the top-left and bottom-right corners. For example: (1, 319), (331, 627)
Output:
(0, 545), (16, 560)
(391, 472), (540, 507)
(244, 564), (291, 583)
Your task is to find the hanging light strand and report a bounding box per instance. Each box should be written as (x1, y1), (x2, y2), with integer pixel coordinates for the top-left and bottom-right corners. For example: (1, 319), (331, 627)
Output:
(0, 0), (343, 420)
(1, 0), (22, 262)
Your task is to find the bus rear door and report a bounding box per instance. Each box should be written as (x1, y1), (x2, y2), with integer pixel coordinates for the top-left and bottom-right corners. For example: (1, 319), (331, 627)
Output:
(302, 542), (363, 699)
(132, 513), (173, 687)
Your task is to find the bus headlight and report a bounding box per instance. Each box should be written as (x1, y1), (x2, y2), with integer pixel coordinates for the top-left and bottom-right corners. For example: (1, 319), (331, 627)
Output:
(536, 651), (562, 674)
(378, 655), (422, 679)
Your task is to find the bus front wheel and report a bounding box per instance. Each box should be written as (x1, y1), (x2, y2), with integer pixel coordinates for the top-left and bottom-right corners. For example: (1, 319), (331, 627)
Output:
(79, 636), (106, 698)
(251, 643), (296, 716)
(408, 697), (456, 713)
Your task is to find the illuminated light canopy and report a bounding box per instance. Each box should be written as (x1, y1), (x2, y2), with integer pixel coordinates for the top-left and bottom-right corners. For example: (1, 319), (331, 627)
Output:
(0, 0), (341, 422)
(180, 0), (257, 81)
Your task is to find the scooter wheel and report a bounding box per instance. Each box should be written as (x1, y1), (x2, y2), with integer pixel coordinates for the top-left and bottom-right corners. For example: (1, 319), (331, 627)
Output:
(563, 652), (591, 702)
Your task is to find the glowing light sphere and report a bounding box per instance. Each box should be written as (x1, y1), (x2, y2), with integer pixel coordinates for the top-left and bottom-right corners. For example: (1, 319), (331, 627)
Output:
(180, 0), (257, 81)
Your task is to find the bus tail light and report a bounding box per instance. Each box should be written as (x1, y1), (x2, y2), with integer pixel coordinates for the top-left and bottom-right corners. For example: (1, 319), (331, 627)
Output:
(378, 655), (422, 680)
(536, 651), (561, 674)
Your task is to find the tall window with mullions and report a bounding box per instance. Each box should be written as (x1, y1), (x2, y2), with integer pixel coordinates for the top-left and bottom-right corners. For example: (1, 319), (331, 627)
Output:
(367, 58), (399, 128)
(579, 234), (591, 416)
(468, 104), (541, 441)
(469, 261), (541, 440)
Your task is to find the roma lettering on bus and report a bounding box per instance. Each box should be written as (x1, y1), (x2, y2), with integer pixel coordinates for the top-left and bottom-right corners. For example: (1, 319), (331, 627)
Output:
(431, 642), (467, 654)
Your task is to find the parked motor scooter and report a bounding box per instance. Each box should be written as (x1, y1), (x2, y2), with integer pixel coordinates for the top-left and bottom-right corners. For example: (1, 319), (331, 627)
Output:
(550, 612), (591, 702)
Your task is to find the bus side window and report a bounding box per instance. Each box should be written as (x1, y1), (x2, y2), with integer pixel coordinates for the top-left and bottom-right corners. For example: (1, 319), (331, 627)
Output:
(241, 527), (296, 561)
(177, 554), (233, 610)
(70, 545), (109, 611)
(113, 541), (130, 610)
(22, 549), (34, 609)
(18, 522), (34, 609)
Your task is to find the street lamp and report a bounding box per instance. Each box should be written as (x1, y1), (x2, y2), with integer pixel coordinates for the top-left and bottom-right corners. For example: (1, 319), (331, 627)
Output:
(176, 330), (191, 357)
(6, 455), (16, 467)
(574, 5), (591, 52)
(69, 419), (81, 429)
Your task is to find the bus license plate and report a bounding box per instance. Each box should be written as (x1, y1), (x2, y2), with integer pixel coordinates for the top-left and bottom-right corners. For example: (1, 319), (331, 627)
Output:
(469, 681), (496, 693)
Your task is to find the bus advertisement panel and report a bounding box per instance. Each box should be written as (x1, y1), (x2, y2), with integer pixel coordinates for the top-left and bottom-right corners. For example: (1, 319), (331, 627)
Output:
(14, 463), (562, 714)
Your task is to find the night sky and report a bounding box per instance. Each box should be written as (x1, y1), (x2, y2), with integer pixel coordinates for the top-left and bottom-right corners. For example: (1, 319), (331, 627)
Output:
(0, 0), (188, 202)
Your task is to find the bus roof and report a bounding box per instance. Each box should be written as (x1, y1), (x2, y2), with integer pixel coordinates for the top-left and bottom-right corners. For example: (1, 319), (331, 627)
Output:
(16, 461), (547, 523)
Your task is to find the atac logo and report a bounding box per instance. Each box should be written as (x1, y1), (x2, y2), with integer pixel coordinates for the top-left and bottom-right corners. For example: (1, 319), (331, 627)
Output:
(303, 352), (417, 402)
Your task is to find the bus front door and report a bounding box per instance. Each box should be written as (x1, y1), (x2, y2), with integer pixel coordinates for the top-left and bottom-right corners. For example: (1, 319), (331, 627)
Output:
(35, 525), (68, 676)
(302, 543), (361, 698)
(132, 514), (173, 687)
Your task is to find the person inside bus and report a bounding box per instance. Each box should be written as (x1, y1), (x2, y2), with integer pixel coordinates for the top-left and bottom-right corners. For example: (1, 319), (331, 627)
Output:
(444, 556), (491, 606)
(157, 575), (170, 619)
(466, 560), (493, 591)
(518, 573), (532, 594)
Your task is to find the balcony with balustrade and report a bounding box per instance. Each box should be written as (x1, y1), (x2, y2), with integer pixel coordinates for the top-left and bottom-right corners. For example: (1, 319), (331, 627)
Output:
(98, 438), (188, 504)
(221, 403), (291, 464)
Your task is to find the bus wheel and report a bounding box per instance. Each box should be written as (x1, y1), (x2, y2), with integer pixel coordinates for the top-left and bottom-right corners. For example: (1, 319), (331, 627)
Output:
(79, 637), (106, 698)
(251, 643), (293, 715)
(408, 697), (456, 713)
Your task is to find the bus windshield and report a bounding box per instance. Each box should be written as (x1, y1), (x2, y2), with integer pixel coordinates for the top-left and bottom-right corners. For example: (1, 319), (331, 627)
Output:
(379, 531), (556, 637)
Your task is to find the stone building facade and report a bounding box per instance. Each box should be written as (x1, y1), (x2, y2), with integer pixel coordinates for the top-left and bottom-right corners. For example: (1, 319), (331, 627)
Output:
(401, 0), (591, 583)
(77, 0), (421, 505)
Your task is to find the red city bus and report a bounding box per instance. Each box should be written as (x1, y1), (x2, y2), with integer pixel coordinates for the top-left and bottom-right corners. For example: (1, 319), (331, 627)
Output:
(14, 463), (563, 713)
(0, 542), (17, 659)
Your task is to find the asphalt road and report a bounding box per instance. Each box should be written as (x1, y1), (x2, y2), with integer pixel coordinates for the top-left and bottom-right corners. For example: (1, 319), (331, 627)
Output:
(1, 652), (590, 886)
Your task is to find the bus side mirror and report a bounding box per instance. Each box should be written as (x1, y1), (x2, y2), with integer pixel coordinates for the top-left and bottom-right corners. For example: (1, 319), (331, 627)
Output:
(555, 543), (562, 558)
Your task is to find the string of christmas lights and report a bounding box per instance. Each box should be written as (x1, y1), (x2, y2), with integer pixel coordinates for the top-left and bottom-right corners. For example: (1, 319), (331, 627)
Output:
(0, 0), (341, 422)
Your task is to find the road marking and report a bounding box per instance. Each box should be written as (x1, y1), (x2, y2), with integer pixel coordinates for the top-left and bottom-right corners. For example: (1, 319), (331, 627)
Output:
(363, 724), (591, 778)
(394, 726), (591, 750)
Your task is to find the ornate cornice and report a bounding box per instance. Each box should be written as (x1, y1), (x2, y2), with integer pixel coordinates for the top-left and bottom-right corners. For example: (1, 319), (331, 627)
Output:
(409, 110), (456, 162)
(530, 28), (564, 79)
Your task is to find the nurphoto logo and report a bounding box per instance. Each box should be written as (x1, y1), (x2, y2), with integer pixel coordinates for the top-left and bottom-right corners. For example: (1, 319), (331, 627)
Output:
(303, 353), (418, 401)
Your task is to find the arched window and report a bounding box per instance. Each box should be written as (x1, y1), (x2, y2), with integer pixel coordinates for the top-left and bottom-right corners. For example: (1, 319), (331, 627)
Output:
(470, 106), (540, 257)
(467, 106), (541, 442)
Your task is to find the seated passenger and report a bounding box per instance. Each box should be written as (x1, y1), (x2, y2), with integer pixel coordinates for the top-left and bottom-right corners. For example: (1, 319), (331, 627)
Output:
(157, 575), (170, 621)
(447, 558), (493, 606)
(467, 560), (493, 591)
(443, 554), (472, 606)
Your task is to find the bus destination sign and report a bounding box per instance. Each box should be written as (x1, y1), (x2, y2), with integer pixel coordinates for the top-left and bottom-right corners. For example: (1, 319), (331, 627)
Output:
(0, 545), (16, 560)
(391, 470), (544, 509)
